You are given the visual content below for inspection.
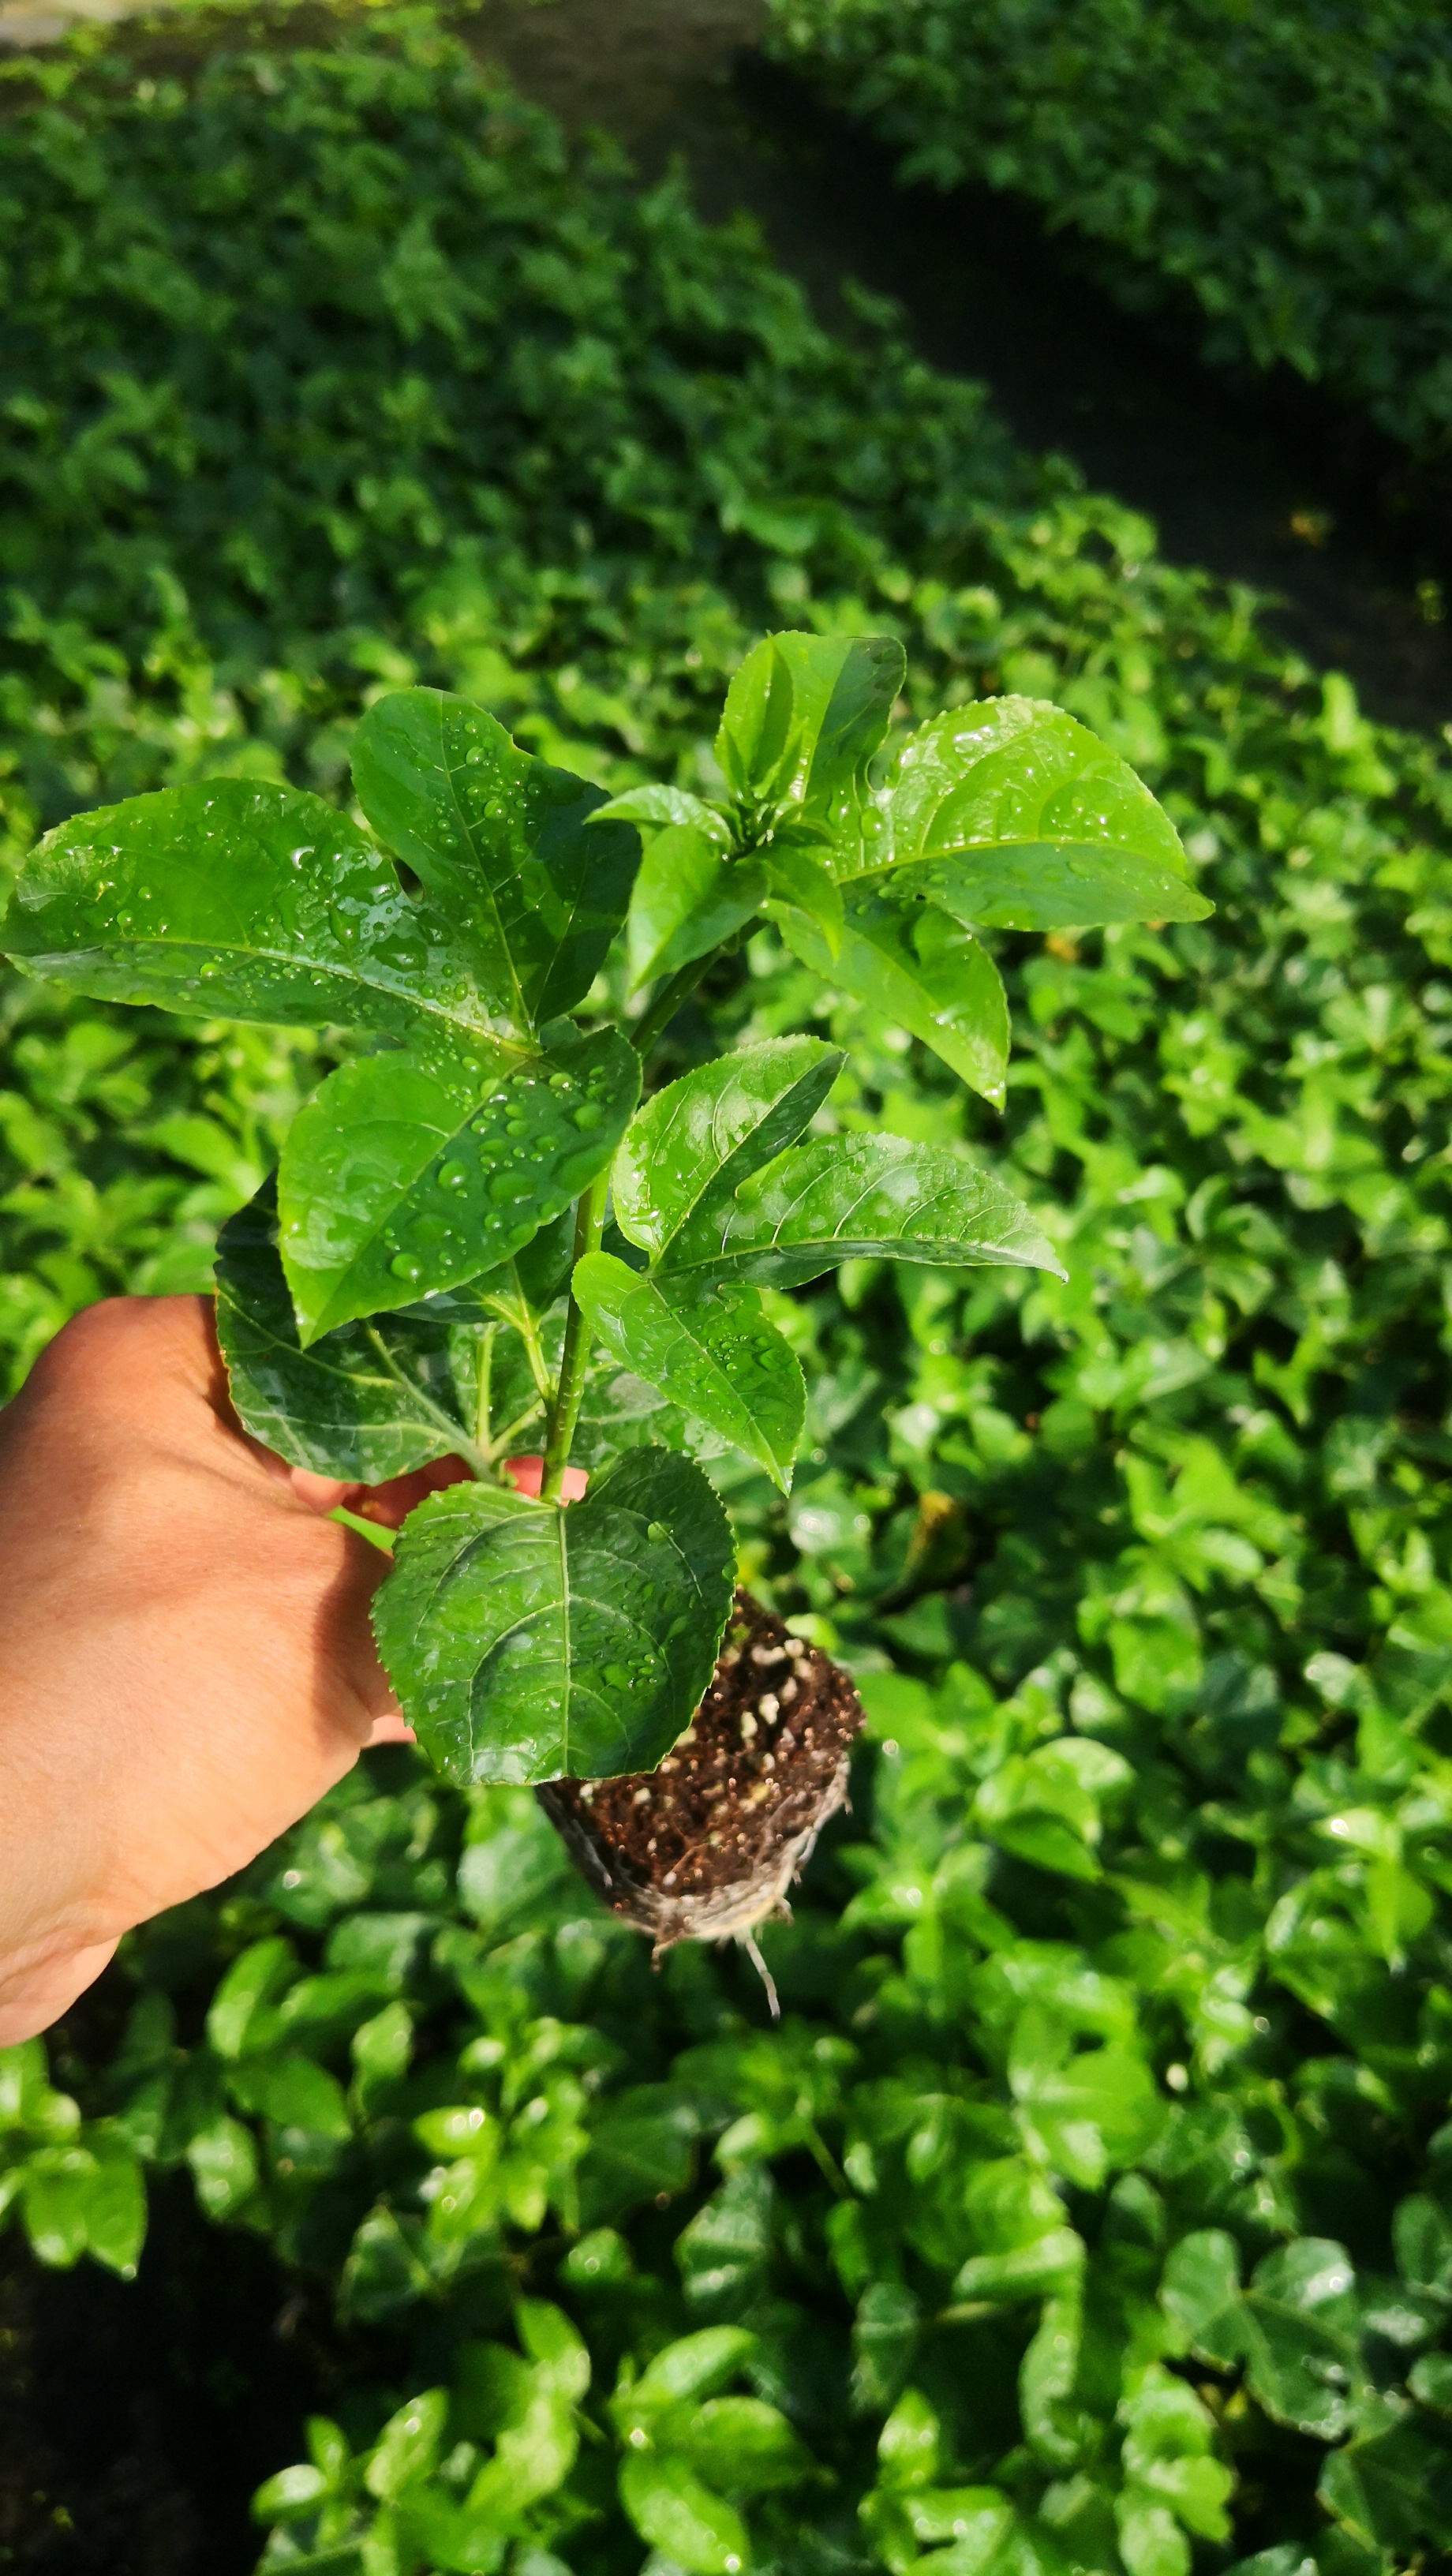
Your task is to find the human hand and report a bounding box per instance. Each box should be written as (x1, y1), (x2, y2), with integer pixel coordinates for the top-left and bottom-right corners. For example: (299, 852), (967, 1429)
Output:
(0, 1294), (466, 2046)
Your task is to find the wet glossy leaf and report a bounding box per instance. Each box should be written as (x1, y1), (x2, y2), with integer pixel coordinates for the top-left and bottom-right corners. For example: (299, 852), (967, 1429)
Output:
(589, 784), (732, 849)
(870, 697), (1192, 896)
(717, 630), (904, 870)
(625, 826), (766, 990)
(351, 689), (638, 1024)
(659, 1133), (1065, 1288)
(1162, 2232), (1364, 2439)
(618, 2454), (750, 2576)
(277, 1022), (638, 1342)
(186, 2116), (260, 2221)
(215, 1177), (481, 1480)
(775, 886), (1011, 1103)
(895, 840), (1211, 930)
(675, 2395), (813, 2495)
(613, 1035), (845, 1264)
(762, 836), (844, 955)
(372, 1447), (734, 1784)
(572, 1252), (805, 1490)
(1, 778), (491, 1036)
(365, 2387), (449, 2500)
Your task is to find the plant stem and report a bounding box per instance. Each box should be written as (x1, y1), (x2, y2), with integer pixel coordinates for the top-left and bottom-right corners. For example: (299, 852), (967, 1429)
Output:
(540, 1170), (608, 1500)
(364, 1326), (491, 1479)
(629, 948), (718, 1056)
(538, 930), (748, 1500)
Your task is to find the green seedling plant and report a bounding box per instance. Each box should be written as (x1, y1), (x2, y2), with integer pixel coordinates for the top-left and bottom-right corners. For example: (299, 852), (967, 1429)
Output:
(0, 631), (1207, 1791)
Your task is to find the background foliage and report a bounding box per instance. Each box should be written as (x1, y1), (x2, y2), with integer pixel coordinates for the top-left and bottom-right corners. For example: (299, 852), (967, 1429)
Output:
(7, 9), (1452, 2572)
(765, 0), (1452, 462)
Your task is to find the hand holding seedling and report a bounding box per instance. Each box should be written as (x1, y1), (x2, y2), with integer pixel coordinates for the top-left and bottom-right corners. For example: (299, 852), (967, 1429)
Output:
(0, 1295), (450, 2046)
(0, 631), (1206, 1909)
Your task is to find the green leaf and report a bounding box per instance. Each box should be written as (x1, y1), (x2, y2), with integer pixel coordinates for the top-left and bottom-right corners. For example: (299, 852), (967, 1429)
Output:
(364, 2387), (449, 2500)
(72, 2136), (147, 2279)
(632, 2328), (758, 2412)
(186, 2115), (260, 2220)
(676, 2396), (812, 2496)
(1162, 2232), (1363, 2439)
(762, 837), (844, 957)
(2, 778), (492, 1036)
(466, 2387), (578, 2520)
(717, 630), (904, 867)
(278, 1021), (639, 1342)
(372, 1447), (734, 1784)
(1319, 2408), (1452, 2552)
(625, 826), (767, 991)
(20, 2140), (145, 2278)
(870, 698), (1196, 911)
(896, 841), (1211, 931)
(350, 688), (638, 1024)
(206, 1934), (295, 2060)
(215, 1177), (485, 1480)
(229, 2054), (352, 2140)
(775, 886), (1011, 1103)
(613, 1035), (845, 1265)
(618, 2454), (750, 2576)
(589, 784), (732, 850)
(577, 2086), (700, 2226)
(252, 2462), (330, 2524)
(659, 1133), (1065, 1289)
(516, 2299), (592, 2403)
(572, 1253), (805, 1491)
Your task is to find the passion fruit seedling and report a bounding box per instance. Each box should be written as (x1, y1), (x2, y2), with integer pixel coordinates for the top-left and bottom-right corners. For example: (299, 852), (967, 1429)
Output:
(0, 630), (1208, 1807)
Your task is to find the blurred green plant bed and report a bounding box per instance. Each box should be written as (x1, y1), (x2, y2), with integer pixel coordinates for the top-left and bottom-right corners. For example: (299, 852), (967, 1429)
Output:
(8, 7), (1452, 2573)
(766, 0), (1452, 470)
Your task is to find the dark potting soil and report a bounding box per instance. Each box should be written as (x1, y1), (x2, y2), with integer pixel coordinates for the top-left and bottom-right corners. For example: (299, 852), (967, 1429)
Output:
(538, 1589), (863, 1944)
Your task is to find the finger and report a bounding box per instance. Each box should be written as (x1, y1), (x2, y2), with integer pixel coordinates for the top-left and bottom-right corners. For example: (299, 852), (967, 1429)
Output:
(365, 1713), (417, 1747)
(0, 1934), (120, 2050)
(357, 1451), (474, 1530)
(289, 1466), (366, 1515)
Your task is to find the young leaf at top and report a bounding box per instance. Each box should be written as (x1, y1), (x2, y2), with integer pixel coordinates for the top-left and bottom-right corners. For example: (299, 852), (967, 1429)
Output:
(372, 1447), (735, 1784)
(716, 632), (904, 865)
(869, 697), (1211, 924)
(215, 1177), (486, 1480)
(0, 778), (494, 1037)
(612, 1035), (846, 1266)
(623, 827), (767, 993)
(279, 1021), (639, 1342)
(658, 1133), (1065, 1288)
(589, 785), (732, 850)
(350, 688), (639, 1025)
(774, 887), (1011, 1104)
(760, 836), (844, 957)
(573, 1252), (806, 1492)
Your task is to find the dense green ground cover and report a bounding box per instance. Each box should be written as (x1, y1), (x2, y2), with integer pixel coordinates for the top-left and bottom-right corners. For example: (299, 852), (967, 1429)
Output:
(766, 0), (1452, 462)
(8, 10), (1452, 2572)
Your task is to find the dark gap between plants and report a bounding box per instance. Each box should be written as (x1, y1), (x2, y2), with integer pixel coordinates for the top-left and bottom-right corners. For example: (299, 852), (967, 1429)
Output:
(479, 0), (1452, 732)
(0, 2176), (319, 2576)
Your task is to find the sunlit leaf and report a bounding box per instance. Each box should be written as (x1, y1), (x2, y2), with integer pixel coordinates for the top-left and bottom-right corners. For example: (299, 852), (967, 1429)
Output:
(658, 1133), (1065, 1287)
(613, 1035), (844, 1264)
(372, 1447), (734, 1783)
(351, 687), (638, 1024)
(1, 778), (493, 1035)
(277, 1022), (638, 1342)
(573, 1251), (805, 1489)
(775, 885), (1010, 1102)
